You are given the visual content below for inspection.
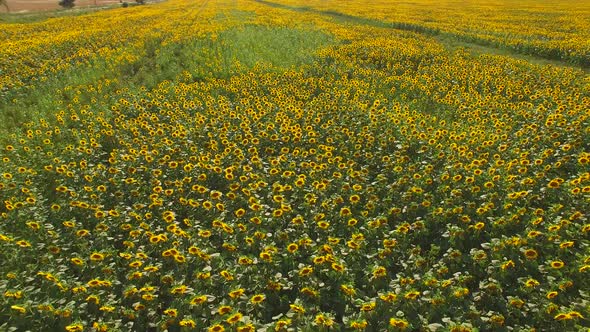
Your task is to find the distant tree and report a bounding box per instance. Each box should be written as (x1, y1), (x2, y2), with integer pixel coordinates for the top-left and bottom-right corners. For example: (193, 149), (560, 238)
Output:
(58, 0), (76, 8)
(1, 0), (9, 13)
(136, 0), (145, 4)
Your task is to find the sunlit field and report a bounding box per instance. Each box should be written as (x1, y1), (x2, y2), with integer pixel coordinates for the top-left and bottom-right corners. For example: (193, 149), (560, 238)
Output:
(0, 0), (589, 331)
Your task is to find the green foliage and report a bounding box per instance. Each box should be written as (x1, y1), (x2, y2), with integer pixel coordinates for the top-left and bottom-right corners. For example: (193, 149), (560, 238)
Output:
(216, 25), (334, 71)
(58, 0), (75, 9)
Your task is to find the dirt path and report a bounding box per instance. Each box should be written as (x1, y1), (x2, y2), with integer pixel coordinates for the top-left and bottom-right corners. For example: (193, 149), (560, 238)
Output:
(1, 0), (122, 12)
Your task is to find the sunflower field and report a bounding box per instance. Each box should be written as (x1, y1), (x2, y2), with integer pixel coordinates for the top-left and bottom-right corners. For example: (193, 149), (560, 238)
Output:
(0, 0), (589, 331)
